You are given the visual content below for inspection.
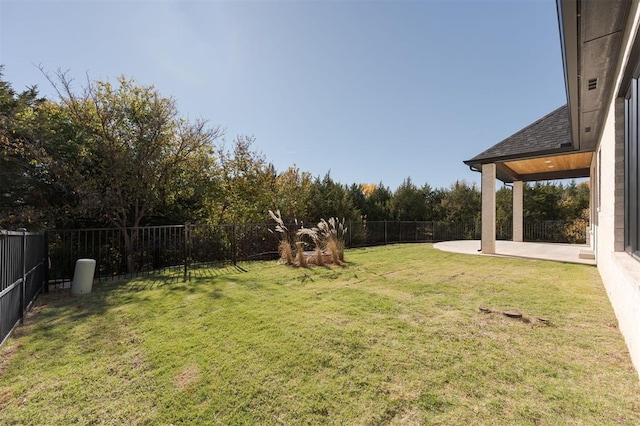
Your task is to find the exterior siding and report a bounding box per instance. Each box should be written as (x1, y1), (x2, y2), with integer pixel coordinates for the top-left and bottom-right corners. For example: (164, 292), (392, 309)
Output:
(595, 3), (640, 377)
(598, 107), (618, 255)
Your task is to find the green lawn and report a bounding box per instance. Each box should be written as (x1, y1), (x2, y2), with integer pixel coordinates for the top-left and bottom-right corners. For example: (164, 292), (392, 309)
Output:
(1, 244), (639, 424)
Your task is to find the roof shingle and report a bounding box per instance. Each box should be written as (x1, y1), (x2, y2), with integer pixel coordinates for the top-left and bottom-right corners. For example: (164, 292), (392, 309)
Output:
(465, 105), (572, 165)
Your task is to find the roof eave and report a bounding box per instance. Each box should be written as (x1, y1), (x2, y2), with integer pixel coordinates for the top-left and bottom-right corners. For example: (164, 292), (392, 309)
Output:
(463, 146), (576, 169)
(557, 0), (580, 150)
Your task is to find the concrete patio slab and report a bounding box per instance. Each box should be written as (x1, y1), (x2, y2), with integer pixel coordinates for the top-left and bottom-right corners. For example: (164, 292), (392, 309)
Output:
(433, 240), (596, 266)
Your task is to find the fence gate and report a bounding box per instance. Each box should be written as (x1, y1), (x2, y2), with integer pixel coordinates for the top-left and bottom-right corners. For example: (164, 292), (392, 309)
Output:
(0, 230), (47, 347)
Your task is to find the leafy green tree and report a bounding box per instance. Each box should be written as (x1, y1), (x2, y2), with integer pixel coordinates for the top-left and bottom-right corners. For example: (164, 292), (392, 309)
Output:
(152, 131), (219, 225)
(560, 180), (590, 222)
(524, 182), (563, 221)
(424, 185), (446, 221)
(273, 165), (313, 221)
(307, 172), (359, 222)
(211, 135), (277, 224)
(0, 70), (47, 228)
(496, 185), (513, 224)
(391, 177), (428, 221)
(440, 180), (481, 223)
(0, 70), (89, 229)
(362, 182), (392, 220)
(347, 183), (367, 218)
(48, 72), (221, 270)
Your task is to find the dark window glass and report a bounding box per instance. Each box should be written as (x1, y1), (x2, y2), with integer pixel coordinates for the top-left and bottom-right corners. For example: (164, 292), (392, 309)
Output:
(625, 77), (640, 257)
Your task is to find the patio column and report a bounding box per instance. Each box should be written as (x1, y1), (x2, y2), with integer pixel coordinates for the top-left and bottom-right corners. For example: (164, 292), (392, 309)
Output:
(481, 163), (496, 254)
(513, 180), (523, 242)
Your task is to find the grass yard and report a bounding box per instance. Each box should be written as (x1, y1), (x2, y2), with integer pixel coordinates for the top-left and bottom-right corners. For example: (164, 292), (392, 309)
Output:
(1, 243), (639, 424)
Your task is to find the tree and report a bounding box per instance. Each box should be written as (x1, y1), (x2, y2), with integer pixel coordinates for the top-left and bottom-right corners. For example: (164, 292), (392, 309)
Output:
(440, 180), (481, 223)
(560, 180), (590, 222)
(391, 177), (428, 221)
(152, 128), (219, 225)
(347, 183), (367, 218)
(273, 165), (313, 221)
(211, 135), (276, 224)
(0, 69), (47, 229)
(424, 185), (446, 221)
(47, 72), (221, 271)
(0, 69), (90, 229)
(363, 183), (393, 220)
(496, 185), (513, 224)
(347, 182), (392, 221)
(524, 182), (563, 221)
(307, 172), (359, 221)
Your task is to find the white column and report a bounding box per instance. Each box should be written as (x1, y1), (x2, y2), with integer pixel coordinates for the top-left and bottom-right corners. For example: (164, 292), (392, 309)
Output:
(481, 164), (496, 254)
(513, 180), (523, 242)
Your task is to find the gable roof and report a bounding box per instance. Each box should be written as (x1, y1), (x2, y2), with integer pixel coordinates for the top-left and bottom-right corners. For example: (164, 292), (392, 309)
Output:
(463, 104), (592, 183)
(464, 104), (572, 166)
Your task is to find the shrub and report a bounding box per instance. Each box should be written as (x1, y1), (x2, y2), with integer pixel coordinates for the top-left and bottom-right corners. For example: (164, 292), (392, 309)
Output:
(271, 210), (348, 267)
(564, 208), (589, 244)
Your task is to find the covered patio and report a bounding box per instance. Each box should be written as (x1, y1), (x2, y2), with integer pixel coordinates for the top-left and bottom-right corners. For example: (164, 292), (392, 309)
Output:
(463, 104), (594, 259)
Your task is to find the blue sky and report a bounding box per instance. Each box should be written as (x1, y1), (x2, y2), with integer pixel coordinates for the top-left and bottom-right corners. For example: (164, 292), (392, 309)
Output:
(0, 0), (566, 191)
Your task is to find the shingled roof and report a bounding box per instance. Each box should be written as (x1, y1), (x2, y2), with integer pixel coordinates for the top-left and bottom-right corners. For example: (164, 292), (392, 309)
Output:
(464, 105), (573, 167)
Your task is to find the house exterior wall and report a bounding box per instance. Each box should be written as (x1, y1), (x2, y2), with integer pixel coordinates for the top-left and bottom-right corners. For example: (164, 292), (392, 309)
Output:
(594, 3), (640, 377)
(597, 107), (618, 254)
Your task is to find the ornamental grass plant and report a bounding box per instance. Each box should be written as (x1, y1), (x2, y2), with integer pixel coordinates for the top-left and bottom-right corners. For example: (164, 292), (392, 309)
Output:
(268, 209), (294, 265)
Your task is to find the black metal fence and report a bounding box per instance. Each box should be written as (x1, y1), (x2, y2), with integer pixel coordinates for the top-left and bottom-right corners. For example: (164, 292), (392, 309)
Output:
(47, 224), (236, 284)
(0, 230), (48, 346)
(47, 219), (585, 284)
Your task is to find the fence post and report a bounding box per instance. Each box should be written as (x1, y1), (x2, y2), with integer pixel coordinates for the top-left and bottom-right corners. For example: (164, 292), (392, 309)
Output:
(384, 220), (387, 244)
(183, 223), (190, 282)
(18, 228), (27, 324)
(232, 223), (237, 266)
(43, 232), (49, 294)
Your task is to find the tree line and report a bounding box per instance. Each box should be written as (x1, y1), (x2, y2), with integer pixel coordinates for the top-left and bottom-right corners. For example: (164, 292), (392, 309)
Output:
(1, 68), (589, 233)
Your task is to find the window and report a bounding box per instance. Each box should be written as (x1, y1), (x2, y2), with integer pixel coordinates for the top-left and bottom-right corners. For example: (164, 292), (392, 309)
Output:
(625, 77), (640, 257)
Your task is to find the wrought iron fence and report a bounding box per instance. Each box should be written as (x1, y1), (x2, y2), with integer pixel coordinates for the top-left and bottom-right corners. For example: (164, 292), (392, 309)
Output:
(48, 225), (235, 283)
(345, 220), (482, 246)
(526, 220), (568, 242)
(0, 229), (47, 347)
(47, 219), (585, 284)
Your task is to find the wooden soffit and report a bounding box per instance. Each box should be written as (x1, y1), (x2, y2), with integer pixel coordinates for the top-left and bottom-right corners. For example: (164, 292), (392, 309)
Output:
(500, 151), (592, 182)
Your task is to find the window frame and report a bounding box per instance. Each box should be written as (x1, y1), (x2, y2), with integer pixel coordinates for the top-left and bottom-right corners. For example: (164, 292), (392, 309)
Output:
(624, 75), (640, 259)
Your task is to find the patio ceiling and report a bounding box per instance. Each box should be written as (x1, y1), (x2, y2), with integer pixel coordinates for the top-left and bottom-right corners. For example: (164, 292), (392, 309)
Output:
(499, 151), (592, 182)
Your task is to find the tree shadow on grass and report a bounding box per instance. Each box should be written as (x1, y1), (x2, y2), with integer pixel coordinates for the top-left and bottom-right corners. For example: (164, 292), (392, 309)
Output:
(87, 263), (249, 293)
(33, 264), (248, 317)
(188, 264), (248, 280)
(17, 263), (251, 345)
